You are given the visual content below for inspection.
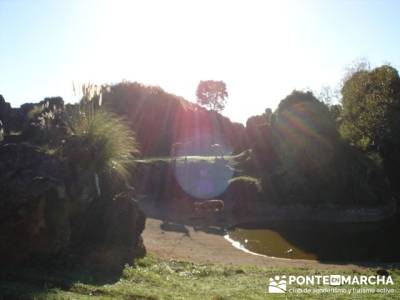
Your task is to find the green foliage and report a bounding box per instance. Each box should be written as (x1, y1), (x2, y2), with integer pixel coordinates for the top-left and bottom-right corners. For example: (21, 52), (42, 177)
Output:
(329, 104), (342, 124)
(249, 90), (391, 206)
(64, 82), (140, 182)
(23, 98), (66, 145)
(98, 81), (244, 157)
(196, 80), (228, 112)
(276, 90), (338, 137)
(246, 113), (270, 129)
(340, 65), (400, 152)
(64, 110), (139, 181)
(2, 256), (400, 299)
(277, 90), (320, 113)
(27, 105), (45, 120)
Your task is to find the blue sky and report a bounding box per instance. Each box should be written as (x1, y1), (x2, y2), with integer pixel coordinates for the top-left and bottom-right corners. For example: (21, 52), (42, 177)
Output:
(1, 0), (400, 123)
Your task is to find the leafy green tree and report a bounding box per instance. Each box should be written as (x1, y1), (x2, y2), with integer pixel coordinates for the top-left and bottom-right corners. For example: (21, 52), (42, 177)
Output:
(340, 65), (400, 198)
(340, 65), (400, 152)
(277, 90), (324, 113)
(196, 80), (228, 112)
(276, 90), (338, 138)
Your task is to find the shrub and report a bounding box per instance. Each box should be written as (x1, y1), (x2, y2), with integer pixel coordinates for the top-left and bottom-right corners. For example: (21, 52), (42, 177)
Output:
(27, 105), (45, 120)
(64, 110), (139, 182)
(23, 101), (66, 145)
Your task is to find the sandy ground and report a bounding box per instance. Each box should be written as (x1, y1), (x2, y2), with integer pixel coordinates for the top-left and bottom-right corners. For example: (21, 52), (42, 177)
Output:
(142, 217), (372, 270)
(139, 197), (399, 270)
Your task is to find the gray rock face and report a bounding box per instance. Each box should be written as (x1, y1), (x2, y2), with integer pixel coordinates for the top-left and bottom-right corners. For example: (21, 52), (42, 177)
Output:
(0, 143), (146, 268)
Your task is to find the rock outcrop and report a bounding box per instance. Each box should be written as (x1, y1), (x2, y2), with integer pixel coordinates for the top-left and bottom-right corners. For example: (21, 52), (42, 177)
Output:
(0, 142), (146, 270)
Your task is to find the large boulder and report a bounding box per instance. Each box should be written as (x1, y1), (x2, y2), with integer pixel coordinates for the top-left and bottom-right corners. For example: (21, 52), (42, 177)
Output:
(75, 192), (146, 273)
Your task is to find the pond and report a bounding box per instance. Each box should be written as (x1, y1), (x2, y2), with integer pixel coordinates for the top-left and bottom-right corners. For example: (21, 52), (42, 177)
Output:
(225, 218), (400, 262)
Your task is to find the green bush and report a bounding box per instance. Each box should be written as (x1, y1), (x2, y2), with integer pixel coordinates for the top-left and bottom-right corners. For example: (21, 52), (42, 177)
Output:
(64, 110), (139, 182)
(26, 105), (45, 120)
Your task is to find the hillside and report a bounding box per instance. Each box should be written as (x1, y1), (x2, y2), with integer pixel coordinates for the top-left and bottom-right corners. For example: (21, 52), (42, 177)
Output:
(101, 82), (247, 156)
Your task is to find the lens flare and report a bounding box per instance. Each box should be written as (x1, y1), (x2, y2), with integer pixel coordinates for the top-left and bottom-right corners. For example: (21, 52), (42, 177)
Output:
(174, 157), (234, 200)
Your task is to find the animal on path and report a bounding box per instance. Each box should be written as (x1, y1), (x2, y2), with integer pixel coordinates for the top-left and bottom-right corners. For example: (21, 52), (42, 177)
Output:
(194, 199), (224, 213)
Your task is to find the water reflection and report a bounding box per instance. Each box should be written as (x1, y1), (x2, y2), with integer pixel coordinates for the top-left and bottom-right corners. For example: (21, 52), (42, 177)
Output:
(226, 219), (400, 262)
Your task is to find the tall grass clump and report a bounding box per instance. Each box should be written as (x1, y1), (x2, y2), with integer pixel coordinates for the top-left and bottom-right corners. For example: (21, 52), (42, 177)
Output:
(67, 110), (139, 182)
(64, 83), (139, 191)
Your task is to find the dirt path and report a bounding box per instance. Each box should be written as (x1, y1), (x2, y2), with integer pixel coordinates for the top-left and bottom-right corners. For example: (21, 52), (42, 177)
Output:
(142, 217), (368, 270)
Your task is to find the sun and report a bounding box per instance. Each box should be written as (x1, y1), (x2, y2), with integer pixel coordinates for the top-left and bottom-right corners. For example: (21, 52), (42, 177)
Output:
(73, 0), (300, 123)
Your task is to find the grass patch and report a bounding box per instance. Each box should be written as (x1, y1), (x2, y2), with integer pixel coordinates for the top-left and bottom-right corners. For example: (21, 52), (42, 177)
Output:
(1, 256), (399, 299)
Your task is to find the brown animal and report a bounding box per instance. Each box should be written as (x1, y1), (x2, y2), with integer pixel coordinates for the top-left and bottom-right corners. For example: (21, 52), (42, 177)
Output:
(194, 199), (224, 213)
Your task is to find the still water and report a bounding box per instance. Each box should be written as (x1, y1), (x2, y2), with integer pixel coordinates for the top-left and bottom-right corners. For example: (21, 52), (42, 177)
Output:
(226, 219), (400, 262)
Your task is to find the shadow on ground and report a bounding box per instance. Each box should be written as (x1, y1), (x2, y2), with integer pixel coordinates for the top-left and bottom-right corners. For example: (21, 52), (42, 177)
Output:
(139, 194), (400, 269)
(0, 253), (165, 299)
(138, 196), (229, 238)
